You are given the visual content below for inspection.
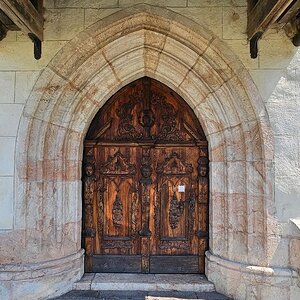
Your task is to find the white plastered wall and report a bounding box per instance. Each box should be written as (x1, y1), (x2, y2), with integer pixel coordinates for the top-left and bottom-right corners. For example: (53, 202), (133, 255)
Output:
(0, 1), (299, 299)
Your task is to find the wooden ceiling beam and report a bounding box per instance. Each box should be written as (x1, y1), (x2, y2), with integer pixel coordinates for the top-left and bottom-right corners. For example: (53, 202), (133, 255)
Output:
(248, 0), (294, 39)
(0, 10), (19, 31)
(0, 0), (43, 40)
(0, 0), (43, 59)
(247, 0), (296, 58)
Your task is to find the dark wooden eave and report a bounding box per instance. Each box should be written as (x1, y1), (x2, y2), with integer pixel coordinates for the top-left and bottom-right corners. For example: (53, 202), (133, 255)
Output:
(0, 0), (44, 59)
(248, 0), (300, 58)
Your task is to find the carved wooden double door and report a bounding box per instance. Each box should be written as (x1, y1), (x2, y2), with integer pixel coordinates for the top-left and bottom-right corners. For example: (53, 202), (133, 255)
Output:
(83, 77), (209, 273)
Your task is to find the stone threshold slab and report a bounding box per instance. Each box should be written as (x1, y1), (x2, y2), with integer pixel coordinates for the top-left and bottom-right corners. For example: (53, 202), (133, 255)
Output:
(73, 273), (215, 292)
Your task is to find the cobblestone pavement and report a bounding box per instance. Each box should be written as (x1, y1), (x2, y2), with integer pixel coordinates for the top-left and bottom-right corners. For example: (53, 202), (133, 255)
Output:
(53, 290), (232, 300)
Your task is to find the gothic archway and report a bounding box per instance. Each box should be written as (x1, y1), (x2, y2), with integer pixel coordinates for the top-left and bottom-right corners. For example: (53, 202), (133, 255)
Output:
(12, 4), (278, 299)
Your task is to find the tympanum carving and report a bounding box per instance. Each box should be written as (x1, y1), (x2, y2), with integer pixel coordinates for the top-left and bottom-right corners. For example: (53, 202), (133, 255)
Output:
(152, 92), (184, 141)
(116, 94), (142, 140)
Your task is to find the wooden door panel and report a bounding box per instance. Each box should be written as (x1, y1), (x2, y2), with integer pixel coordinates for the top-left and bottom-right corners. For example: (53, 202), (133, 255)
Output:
(92, 255), (142, 273)
(95, 146), (140, 256)
(160, 179), (189, 239)
(83, 77), (209, 273)
(150, 256), (199, 273)
(151, 147), (199, 258)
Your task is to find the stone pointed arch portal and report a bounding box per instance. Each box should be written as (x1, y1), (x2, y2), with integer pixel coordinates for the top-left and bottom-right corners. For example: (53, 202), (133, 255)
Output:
(10, 4), (287, 300)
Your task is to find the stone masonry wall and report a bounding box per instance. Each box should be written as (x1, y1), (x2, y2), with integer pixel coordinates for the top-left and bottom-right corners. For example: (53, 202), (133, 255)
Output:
(0, 0), (298, 223)
(0, 0), (299, 299)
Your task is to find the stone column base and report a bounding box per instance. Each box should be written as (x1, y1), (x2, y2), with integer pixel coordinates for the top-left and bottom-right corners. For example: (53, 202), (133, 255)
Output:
(206, 251), (300, 300)
(0, 249), (84, 300)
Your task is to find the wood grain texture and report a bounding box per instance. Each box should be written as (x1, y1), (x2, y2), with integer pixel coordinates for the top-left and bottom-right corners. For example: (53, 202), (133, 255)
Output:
(83, 77), (209, 273)
(150, 255), (199, 273)
(92, 255), (142, 273)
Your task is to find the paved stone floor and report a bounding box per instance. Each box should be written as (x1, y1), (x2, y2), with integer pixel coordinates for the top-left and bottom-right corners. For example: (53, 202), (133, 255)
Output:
(53, 290), (232, 300)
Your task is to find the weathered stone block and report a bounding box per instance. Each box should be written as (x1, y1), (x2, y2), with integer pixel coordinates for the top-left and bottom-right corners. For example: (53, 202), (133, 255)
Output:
(223, 6), (247, 39)
(0, 104), (23, 136)
(55, 0), (118, 8)
(44, 9), (85, 40)
(0, 72), (15, 103)
(290, 283), (300, 300)
(226, 40), (258, 70)
(275, 178), (300, 222)
(0, 41), (66, 70)
(16, 32), (30, 42)
(44, 0), (54, 8)
(4, 31), (16, 42)
(188, 0), (247, 6)
(249, 69), (284, 102)
(170, 7), (222, 37)
(0, 177), (13, 229)
(119, 0), (187, 7)
(267, 102), (300, 135)
(260, 285), (290, 300)
(0, 137), (15, 176)
(269, 237), (290, 267)
(84, 8), (121, 27)
(15, 71), (40, 104)
(274, 135), (298, 177)
(260, 38), (297, 69)
(290, 238), (300, 269)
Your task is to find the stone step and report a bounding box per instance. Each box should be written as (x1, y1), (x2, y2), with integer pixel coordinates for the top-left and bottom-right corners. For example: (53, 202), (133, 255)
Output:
(73, 273), (216, 293)
(53, 289), (232, 300)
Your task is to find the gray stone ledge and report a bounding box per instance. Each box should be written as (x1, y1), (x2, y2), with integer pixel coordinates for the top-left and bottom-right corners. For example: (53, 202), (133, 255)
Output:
(0, 249), (84, 279)
(206, 250), (298, 278)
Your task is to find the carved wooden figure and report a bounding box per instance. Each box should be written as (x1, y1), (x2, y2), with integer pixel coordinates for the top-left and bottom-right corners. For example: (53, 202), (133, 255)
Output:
(83, 77), (209, 273)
